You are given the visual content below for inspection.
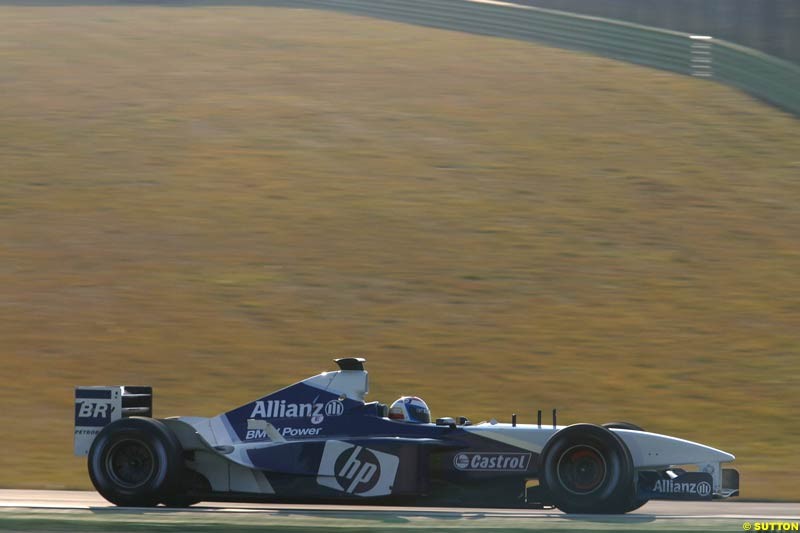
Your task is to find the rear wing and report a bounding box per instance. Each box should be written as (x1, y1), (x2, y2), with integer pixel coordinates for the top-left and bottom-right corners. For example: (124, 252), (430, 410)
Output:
(74, 386), (152, 456)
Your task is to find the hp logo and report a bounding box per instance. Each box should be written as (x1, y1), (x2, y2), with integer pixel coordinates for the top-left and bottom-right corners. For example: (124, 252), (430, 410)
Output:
(317, 440), (400, 497)
(334, 446), (380, 494)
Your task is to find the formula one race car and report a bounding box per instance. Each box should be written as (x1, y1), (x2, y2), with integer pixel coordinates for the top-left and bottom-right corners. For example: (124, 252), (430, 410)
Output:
(74, 358), (739, 513)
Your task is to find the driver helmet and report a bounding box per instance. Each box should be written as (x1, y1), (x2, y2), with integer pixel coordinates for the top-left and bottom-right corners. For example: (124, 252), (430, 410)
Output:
(389, 396), (431, 423)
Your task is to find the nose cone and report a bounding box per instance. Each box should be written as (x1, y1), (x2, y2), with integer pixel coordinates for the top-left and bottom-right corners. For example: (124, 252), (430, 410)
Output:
(612, 429), (735, 468)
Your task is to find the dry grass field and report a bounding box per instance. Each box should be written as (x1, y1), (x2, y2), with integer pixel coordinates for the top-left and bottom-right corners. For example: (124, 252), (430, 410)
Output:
(0, 5), (799, 500)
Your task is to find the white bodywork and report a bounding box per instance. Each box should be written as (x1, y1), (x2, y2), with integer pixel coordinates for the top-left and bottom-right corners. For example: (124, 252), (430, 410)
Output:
(302, 371), (369, 402)
(462, 423), (733, 494)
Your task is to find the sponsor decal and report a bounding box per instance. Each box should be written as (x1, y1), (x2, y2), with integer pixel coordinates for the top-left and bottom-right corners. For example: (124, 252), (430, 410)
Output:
(452, 452), (532, 472)
(249, 399), (344, 425)
(317, 441), (399, 497)
(73, 428), (101, 436)
(74, 400), (115, 427)
(74, 388), (120, 456)
(281, 426), (323, 438)
(325, 400), (345, 416)
(336, 446), (379, 494)
(653, 478), (712, 497)
(641, 471), (715, 500)
(246, 429), (267, 440)
(77, 402), (110, 419)
(245, 427), (323, 439)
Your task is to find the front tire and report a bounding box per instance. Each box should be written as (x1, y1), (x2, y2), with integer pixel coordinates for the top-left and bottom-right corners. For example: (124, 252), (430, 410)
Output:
(602, 421), (645, 432)
(539, 424), (636, 514)
(602, 422), (649, 512)
(88, 417), (182, 507)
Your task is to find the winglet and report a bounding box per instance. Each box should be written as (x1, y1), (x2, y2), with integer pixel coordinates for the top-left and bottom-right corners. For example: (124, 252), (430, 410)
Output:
(334, 357), (366, 371)
(246, 419), (285, 442)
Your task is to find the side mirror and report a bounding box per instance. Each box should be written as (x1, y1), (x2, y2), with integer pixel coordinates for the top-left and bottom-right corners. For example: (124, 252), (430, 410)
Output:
(436, 417), (457, 429)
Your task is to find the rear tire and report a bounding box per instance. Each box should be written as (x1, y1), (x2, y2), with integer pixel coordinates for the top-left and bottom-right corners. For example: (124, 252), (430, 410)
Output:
(160, 493), (201, 508)
(539, 424), (636, 514)
(161, 469), (210, 508)
(88, 417), (182, 507)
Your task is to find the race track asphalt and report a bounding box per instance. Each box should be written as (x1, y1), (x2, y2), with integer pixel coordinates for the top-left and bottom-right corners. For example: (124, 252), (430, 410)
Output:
(0, 490), (798, 532)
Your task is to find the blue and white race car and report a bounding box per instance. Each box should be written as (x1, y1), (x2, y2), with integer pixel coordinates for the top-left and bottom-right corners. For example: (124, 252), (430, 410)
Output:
(74, 358), (739, 513)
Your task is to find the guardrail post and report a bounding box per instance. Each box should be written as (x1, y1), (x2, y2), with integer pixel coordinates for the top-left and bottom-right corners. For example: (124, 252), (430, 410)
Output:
(690, 35), (713, 78)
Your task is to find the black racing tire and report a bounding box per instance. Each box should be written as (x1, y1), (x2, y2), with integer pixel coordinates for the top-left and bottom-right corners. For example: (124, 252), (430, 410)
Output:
(620, 496), (650, 513)
(161, 469), (210, 508)
(539, 424), (636, 514)
(602, 422), (645, 432)
(160, 493), (201, 508)
(88, 417), (182, 507)
(601, 422), (649, 512)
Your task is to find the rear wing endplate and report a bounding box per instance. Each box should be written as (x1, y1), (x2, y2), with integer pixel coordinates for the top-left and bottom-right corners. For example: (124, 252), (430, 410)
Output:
(73, 386), (152, 456)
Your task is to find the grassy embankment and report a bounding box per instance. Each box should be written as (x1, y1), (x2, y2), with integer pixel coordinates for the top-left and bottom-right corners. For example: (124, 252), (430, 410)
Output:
(1, 6), (799, 500)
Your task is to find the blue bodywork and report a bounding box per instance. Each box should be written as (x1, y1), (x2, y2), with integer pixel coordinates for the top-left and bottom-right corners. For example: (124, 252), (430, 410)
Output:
(213, 378), (536, 505)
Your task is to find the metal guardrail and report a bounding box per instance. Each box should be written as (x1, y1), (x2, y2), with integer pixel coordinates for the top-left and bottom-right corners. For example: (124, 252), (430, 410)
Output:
(274, 0), (800, 116)
(712, 41), (800, 116)
(502, 0), (800, 67)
